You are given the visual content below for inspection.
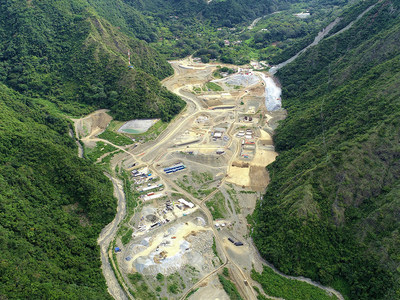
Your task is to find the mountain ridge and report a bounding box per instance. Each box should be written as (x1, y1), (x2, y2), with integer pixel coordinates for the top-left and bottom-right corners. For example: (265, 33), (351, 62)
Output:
(0, 0), (184, 121)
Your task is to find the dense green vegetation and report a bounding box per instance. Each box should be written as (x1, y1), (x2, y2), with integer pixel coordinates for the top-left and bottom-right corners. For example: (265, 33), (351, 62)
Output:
(115, 169), (140, 252)
(167, 272), (186, 295)
(0, 83), (115, 298)
(85, 141), (118, 162)
(212, 237), (222, 264)
(206, 192), (228, 219)
(185, 288), (199, 299)
(252, 0), (400, 299)
(121, 228), (133, 245)
(218, 274), (243, 300)
(98, 130), (133, 146)
(127, 273), (157, 300)
(126, 0), (289, 26)
(205, 82), (223, 92)
(0, 0), (186, 298)
(156, 273), (164, 281)
(126, 0), (352, 64)
(0, 0), (185, 122)
(251, 266), (336, 300)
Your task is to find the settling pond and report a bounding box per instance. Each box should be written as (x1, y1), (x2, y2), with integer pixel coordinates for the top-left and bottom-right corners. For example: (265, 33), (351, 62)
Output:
(118, 119), (159, 134)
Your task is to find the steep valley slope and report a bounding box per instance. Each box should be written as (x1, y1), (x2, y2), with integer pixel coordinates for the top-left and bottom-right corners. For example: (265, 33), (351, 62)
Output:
(0, 0), (184, 121)
(0, 83), (116, 298)
(0, 0), (184, 298)
(252, 0), (400, 299)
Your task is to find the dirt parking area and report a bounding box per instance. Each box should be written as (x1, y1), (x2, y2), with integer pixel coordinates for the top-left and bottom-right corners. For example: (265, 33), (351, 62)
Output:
(226, 165), (251, 187)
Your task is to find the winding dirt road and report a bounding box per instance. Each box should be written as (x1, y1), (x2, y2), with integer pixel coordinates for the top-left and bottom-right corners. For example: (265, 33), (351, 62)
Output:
(98, 175), (129, 300)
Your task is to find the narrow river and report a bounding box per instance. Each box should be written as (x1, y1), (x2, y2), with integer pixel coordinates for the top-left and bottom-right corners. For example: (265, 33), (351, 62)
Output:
(98, 175), (129, 300)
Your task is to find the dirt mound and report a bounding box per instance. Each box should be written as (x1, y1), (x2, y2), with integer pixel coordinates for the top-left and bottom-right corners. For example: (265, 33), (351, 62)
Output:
(232, 161), (249, 168)
(259, 139), (274, 146)
(90, 111), (112, 132)
(184, 230), (198, 239)
(249, 84), (265, 97)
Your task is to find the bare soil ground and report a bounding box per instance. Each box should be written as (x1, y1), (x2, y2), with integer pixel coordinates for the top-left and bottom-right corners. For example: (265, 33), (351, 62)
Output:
(226, 166), (251, 187)
(249, 166), (270, 191)
(189, 275), (230, 300)
(252, 150), (277, 167)
(72, 109), (113, 146)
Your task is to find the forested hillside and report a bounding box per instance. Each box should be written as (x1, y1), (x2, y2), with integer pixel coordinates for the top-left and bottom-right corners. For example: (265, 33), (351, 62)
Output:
(0, 83), (116, 298)
(126, 0), (288, 26)
(252, 0), (400, 299)
(126, 0), (351, 64)
(0, 0), (185, 298)
(0, 0), (184, 121)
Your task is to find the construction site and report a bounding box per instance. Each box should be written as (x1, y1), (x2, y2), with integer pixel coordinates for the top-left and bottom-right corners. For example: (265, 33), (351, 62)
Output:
(73, 57), (339, 300)
(115, 57), (284, 299)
